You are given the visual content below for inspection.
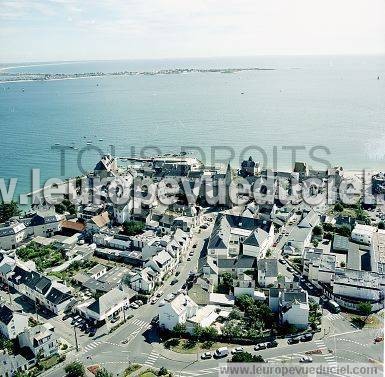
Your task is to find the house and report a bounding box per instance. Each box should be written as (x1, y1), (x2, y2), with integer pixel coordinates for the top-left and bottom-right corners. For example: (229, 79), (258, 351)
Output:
(129, 267), (157, 293)
(158, 293), (198, 331)
(0, 303), (29, 340)
(207, 214), (274, 259)
(145, 249), (175, 282)
(0, 353), (29, 377)
(86, 211), (110, 233)
(0, 254), (16, 281)
(113, 202), (132, 224)
(351, 224), (376, 245)
(81, 266), (129, 294)
(233, 274), (256, 298)
(0, 222), (26, 250)
(7, 266), (74, 314)
(18, 323), (58, 365)
(302, 247), (336, 284)
(297, 210), (320, 229)
(20, 210), (62, 238)
(93, 154), (118, 179)
(279, 290), (309, 329)
(286, 227), (312, 254)
(201, 257), (219, 286)
(257, 258), (278, 287)
(78, 286), (135, 324)
(217, 256), (257, 276)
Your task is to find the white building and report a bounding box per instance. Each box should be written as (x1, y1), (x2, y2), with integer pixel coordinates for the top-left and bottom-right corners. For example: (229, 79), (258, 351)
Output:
(279, 290), (309, 329)
(0, 222), (26, 250)
(351, 224), (376, 245)
(77, 286), (135, 324)
(207, 214), (273, 259)
(18, 323), (58, 365)
(0, 303), (29, 339)
(129, 267), (157, 293)
(332, 269), (383, 301)
(159, 293), (198, 331)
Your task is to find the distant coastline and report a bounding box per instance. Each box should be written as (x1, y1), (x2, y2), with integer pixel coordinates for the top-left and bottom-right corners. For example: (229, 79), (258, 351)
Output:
(0, 67), (275, 83)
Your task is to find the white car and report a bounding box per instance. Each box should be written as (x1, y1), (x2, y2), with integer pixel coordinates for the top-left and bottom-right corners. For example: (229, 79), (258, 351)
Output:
(130, 303), (139, 309)
(300, 356), (313, 363)
(231, 347), (244, 354)
(156, 291), (164, 297)
(158, 300), (166, 307)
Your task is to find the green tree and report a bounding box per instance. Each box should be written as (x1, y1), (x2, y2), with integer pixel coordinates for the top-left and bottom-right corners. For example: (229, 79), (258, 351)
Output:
(64, 361), (85, 377)
(379, 222), (385, 230)
(192, 324), (203, 340)
(219, 272), (233, 293)
(173, 323), (187, 338)
(158, 367), (169, 376)
(231, 352), (265, 363)
(122, 221), (145, 236)
(95, 368), (113, 377)
(0, 200), (21, 223)
(334, 202), (344, 212)
(336, 225), (351, 238)
(201, 326), (218, 339)
(228, 308), (242, 320)
(358, 301), (372, 321)
(235, 294), (254, 311)
(312, 225), (323, 237)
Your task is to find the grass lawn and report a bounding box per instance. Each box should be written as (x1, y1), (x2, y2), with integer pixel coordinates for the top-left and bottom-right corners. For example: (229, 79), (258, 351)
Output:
(348, 314), (382, 329)
(40, 354), (61, 370)
(166, 338), (231, 354)
(139, 372), (157, 377)
(123, 364), (142, 376)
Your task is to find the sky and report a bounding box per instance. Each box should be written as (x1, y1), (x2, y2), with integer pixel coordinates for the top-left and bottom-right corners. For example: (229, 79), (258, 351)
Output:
(1, 0), (385, 63)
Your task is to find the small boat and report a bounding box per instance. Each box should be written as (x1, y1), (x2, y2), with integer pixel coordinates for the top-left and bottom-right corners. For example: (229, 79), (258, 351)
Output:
(55, 143), (60, 146)
(86, 141), (92, 144)
(99, 138), (103, 141)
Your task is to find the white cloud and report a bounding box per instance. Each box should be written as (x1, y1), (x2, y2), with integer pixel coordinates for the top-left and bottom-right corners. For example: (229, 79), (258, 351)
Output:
(0, 0), (384, 62)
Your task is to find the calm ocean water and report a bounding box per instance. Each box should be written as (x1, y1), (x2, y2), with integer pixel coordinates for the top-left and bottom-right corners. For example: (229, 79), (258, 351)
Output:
(0, 55), (384, 199)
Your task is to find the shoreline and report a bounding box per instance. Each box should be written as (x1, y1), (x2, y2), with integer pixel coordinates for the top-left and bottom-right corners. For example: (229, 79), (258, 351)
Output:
(0, 67), (275, 83)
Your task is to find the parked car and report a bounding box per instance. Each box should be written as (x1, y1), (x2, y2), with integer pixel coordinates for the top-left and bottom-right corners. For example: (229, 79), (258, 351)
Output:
(110, 317), (119, 323)
(135, 300), (144, 306)
(287, 267), (294, 273)
(63, 313), (71, 321)
(189, 251), (194, 256)
(231, 347), (244, 354)
(287, 337), (300, 345)
(300, 333), (313, 342)
(175, 271), (180, 276)
(171, 279), (178, 285)
(150, 297), (159, 305)
(192, 244), (197, 248)
(130, 303), (139, 309)
(299, 356), (313, 363)
(89, 328), (96, 337)
(187, 257), (192, 261)
(279, 259), (287, 265)
(165, 293), (175, 302)
(156, 291), (164, 297)
(201, 352), (212, 359)
(267, 340), (278, 348)
(158, 300), (166, 307)
(71, 315), (80, 325)
(214, 347), (229, 358)
(200, 224), (208, 229)
(254, 343), (267, 350)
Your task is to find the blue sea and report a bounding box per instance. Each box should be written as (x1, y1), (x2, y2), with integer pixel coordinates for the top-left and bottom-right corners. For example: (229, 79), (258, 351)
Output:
(0, 55), (384, 200)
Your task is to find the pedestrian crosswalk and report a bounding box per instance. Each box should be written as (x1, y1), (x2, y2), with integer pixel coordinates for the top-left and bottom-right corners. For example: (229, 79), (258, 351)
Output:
(325, 313), (344, 321)
(314, 339), (328, 351)
(83, 340), (102, 353)
(324, 353), (337, 368)
(179, 367), (219, 377)
(144, 350), (159, 367)
(266, 353), (306, 362)
(131, 318), (151, 330)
